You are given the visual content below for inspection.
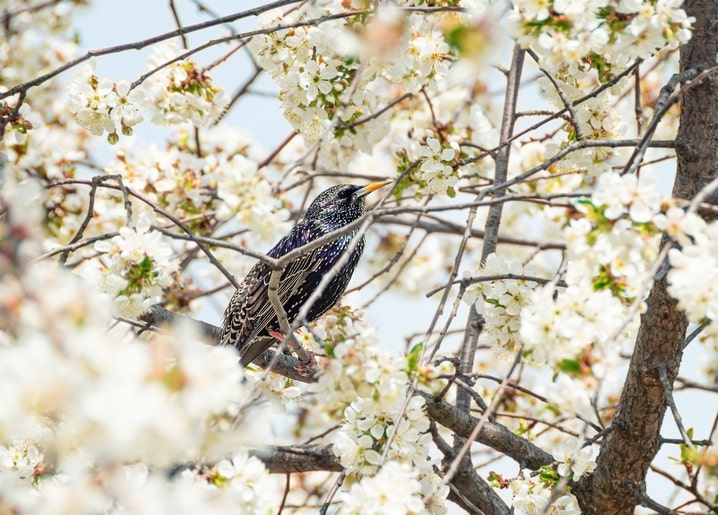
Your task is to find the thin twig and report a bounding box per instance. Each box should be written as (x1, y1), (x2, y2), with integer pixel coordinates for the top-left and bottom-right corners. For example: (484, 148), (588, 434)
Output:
(623, 65), (718, 176)
(58, 174), (130, 265)
(168, 0), (189, 49)
(526, 48), (583, 140)
(319, 471), (345, 515)
(48, 178), (239, 289)
(658, 365), (695, 451)
(278, 473), (291, 515)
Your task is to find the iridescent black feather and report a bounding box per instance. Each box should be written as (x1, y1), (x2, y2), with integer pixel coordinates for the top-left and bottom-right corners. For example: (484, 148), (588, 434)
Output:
(220, 183), (385, 366)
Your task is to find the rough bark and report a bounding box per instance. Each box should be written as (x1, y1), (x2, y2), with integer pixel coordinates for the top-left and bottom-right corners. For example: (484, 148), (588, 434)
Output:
(578, 1), (718, 512)
(418, 391), (554, 470)
(249, 444), (342, 474)
(447, 465), (511, 515)
(673, 0), (718, 208)
(580, 273), (689, 513)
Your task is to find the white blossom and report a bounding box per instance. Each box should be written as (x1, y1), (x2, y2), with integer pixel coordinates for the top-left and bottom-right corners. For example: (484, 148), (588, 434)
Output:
(93, 216), (179, 317)
(340, 461), (425, 515)
(551, 437), (597, 478)
(142, 42), (229, 127)
(464, 254), (543, 353)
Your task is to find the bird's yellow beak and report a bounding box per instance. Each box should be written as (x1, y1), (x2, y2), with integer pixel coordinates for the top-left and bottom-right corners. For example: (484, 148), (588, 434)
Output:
(356, 180), (391, 198)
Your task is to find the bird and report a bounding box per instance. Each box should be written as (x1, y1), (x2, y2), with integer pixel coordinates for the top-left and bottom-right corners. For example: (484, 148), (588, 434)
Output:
(219, 181), (389, 371)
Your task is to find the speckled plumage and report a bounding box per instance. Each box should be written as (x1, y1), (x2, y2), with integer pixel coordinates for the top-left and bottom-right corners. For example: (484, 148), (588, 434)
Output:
(220, 183), (386, 366)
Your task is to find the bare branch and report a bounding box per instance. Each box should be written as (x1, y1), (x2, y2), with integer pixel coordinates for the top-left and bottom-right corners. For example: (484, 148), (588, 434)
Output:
(658, 365), (695, 451)
(418, 390), (554, 470)
(59, 174), (131, 265)
(249, 444), (342, 474)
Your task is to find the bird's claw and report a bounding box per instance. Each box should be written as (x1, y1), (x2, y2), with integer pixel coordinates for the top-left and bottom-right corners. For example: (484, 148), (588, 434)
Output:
(268, 330), (317, 377)
(295, 351), (317, 377)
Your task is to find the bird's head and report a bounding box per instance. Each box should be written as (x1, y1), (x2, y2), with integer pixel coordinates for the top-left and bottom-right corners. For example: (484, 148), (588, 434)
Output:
(305, 182), (389, 226)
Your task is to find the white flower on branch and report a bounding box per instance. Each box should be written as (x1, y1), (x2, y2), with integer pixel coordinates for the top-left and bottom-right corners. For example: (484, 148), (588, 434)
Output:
(142, 42), (229, 127)
(340, 461), (425, 515)
(93, 217), (179, 317)
(67, 60), (145, 141)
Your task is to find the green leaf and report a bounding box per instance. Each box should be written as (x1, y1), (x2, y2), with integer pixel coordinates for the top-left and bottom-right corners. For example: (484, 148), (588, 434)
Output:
(324, 343), (336, 359)
(406, 342), (424, 372)
(558, 358), (581, 375)
(539, 465), (560, 484)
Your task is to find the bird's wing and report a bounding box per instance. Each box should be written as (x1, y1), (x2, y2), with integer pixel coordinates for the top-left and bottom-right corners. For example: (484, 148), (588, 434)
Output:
(220, 220), (331, 362)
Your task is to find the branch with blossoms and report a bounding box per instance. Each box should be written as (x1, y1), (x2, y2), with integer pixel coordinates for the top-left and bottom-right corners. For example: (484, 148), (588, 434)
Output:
(137, 303), (552, 469)
(0, 0), (303, 103)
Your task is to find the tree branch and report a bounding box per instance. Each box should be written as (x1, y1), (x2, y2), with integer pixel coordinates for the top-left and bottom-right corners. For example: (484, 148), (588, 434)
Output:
(249, 444), (342, 474)
(137, 306), (314, 383)
(417, 391), (554, 470)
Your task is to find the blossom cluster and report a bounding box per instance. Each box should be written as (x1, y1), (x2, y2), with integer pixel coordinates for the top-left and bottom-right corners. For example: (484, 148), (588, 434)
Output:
(340, 461), (426, 514)
(509, 470), (582, 515)
(390, 89), (489, 199)
(519, 72), (630, 187)
(0, 0), (82, 114)
(665, 213), (718, 321)
(520, 172), (662, 367)
(0, 438), (43, 482)
(464, 254), (544, 354)
(210, 451), (278, 512)
(281, 305), (450, 512)
(1, 1), (91, 187)
(415, 132), (461, 196)
(0, 261), (250, 461)
(513, 0), (693, 71)
(508, 437), (594, 514)
(664, 207), (718, 373)
(0, 176), (285, 512)
(1, 98), (42, 146)
(511, 0), (690, 183)
(552, 437), (597, 479)
(67, 60), (145, 142)
(246, 2), (508, 199)
(104, 126), (289, 240)
(248, 5), (457, 177)
(0, 459), (279, 515)
(143, 42), (230, 127)
(45, 126), (290, 317)
(93, 216), (180, 318)
(1, 104), (89, 185)
(334, 395), (432, 476)
(66, 43), (229, 141)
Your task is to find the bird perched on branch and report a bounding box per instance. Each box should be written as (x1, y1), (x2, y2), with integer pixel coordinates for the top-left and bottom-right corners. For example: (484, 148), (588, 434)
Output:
(219, 181), (388, 372)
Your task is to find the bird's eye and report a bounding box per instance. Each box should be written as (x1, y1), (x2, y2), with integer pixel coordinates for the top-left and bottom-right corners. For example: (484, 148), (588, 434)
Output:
(337, 188), (352, 199)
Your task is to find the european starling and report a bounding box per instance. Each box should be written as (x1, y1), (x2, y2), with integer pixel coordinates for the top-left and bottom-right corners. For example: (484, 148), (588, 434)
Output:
(219, 182), (388, 368)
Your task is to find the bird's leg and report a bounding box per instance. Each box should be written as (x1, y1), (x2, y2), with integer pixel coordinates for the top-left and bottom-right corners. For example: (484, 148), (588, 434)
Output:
(268, 330), (317, 377)
(268, 329), (284, 341)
